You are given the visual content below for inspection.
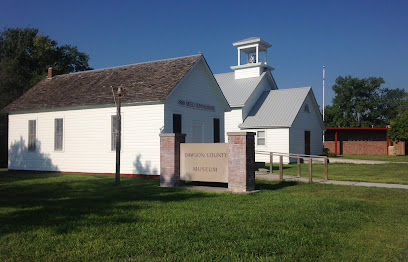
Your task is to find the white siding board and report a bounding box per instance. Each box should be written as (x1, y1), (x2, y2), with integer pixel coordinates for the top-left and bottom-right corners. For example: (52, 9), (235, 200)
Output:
(234, 67), (261, 79)
(249, 128), (290, 163)
(164, 60), (226, 143)
(8, 58), (228, 175)
(224, 108), (243, 138)
(9, 104), (164, 175)
(290, 95), (324, 156)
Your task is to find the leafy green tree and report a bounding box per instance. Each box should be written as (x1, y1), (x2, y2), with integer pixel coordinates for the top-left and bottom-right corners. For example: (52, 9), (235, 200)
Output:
(378, 88), (408, 123)
(324, 76), (385, 127)
(0, 27), (92, 110)
(0, 27), (92, 167)
(388, 112), (408, 142)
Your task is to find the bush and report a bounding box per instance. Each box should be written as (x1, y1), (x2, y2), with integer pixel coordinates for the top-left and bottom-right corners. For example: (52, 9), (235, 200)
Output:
(323, 148), (330, 156)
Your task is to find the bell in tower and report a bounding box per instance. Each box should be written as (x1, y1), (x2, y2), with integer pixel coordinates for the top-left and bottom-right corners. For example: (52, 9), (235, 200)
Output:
(231, 37), (274, 79)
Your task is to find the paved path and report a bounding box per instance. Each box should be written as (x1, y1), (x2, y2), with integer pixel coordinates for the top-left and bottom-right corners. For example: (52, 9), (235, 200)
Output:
(256, 172), (408, 190)
(328, 157), (408, 164)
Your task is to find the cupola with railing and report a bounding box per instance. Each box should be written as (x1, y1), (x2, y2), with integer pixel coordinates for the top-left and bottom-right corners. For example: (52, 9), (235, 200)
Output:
(231, 37), (274, 79)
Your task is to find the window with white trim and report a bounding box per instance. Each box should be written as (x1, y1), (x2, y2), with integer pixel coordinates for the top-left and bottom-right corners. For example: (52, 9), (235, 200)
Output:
(54, 118), (63, 151)
(257, 131), (266, 146)
(111, 115), (117, 151)
(28, 120), (36, 151)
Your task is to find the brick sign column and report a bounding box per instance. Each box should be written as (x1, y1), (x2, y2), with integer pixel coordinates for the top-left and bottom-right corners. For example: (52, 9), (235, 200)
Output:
(227, 132), (256, 192)
(159, 133), (186, 187)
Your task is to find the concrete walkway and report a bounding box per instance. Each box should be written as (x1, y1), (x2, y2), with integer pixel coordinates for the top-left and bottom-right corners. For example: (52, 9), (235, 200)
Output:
(256, 172), (408, 190)
(328, 157), (408, 164)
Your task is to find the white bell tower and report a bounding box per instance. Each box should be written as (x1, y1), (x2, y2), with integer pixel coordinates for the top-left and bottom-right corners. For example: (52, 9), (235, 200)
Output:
(231, 37), (274, 79)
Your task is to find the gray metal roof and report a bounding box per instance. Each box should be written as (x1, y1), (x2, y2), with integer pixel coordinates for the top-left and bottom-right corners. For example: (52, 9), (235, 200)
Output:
(214, 72), (265, 106)
(240, 87), (312, 128)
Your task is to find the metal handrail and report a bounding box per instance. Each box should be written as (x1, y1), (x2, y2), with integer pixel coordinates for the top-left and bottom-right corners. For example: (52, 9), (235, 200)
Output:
(256, 150), (327, 159)
(255, 151), (328, 182)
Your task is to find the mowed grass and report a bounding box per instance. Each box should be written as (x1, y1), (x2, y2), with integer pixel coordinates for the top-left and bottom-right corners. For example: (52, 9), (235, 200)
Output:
(1, 171), (408, 261)
(336, 154), (408, 162)
(266, 162), (408, 185)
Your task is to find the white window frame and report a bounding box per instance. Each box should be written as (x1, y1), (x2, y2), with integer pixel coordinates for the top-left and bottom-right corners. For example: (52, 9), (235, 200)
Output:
(28, 119), (37, 152)
(257, 130), (266, 146)
(54, 118), (64, 152)
(110, 113), (124, 152)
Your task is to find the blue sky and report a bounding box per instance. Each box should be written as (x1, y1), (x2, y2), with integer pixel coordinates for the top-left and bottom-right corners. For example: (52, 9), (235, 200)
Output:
(1, 0), (407, 108)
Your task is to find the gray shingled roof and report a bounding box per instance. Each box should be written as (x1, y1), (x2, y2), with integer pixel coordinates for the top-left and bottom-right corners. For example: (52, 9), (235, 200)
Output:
(214, 72), (265, 106)
(3, 54), (202, 112)
(240, 87), (312, 128)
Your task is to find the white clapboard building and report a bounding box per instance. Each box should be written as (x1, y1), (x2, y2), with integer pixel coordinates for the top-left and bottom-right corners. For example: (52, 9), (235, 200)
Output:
(215, 38), (325, 163)
(4, 54), (230, 175)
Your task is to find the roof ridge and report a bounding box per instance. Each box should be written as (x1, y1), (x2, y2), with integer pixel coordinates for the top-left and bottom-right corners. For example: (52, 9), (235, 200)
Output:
(271, 86), (311, 92)
(65, 54), (202, 77)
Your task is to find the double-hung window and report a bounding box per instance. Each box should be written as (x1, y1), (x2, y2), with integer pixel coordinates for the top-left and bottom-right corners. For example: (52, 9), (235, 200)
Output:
(111, 115), (117, 151)
(28, 120), (36, 151)
(54, 118), (63, 151)
(257, 131), (266, 146)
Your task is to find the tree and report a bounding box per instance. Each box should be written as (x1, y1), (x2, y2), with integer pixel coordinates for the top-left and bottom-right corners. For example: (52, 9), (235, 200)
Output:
(0, 27), (92, 110)
(388, 112), (408, 142)
(0, 27), (92, 168)
(324, 75), (408, 127)
(378, 88), (408, 123)
(324, 75), (385, 127)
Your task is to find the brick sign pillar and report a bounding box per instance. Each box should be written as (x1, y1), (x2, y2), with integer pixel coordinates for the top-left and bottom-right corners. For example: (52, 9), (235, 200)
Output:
(159, 133), (186, 187)
(227, 132), (256, 192)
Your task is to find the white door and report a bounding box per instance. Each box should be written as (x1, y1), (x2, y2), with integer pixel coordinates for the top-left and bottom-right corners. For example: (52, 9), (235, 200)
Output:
(192, 121), (204, 143)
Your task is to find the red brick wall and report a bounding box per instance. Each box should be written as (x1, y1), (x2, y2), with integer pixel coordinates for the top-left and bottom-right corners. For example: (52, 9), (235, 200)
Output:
(324, 141), (387, 155)
(324, 141), (336, 154)
(227, 132), (255, 192)
(159, 133), (185, 187)
(394, 141), (406, 155)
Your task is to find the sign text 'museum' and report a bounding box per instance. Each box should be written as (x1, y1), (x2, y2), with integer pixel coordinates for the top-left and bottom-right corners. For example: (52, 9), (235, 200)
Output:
(180, 143), (228, 183)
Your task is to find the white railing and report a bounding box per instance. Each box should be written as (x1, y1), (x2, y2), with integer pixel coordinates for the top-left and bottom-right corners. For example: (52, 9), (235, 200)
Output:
(255, 151), (328, 182)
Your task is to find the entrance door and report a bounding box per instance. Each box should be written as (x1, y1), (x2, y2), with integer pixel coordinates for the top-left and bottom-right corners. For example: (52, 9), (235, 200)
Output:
(192, 121), (204, 143)
(305, 131), (311, 155)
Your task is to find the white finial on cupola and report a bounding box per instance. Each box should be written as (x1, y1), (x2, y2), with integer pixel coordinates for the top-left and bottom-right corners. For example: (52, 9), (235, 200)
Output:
(231, 37), (274, 79)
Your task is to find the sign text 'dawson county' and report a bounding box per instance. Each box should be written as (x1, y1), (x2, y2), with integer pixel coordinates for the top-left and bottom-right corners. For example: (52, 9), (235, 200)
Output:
(180, 143), (228, 183)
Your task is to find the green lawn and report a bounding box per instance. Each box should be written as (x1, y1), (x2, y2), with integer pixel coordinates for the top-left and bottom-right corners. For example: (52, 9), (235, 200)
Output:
(266, 162), (408, 185)
(335, 154), (408, 162)
(1, 171), (408, 261)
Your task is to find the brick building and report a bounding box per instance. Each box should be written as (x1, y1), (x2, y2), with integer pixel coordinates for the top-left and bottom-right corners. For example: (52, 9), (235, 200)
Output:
(324, 127), (406, 155)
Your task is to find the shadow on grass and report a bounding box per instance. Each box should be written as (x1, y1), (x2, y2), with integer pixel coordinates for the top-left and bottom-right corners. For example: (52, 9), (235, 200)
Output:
(255, 180), (298, 191)
(265, 165), (293, 171)
(0, 171), (213, 236)
(0, 170), (63, 183)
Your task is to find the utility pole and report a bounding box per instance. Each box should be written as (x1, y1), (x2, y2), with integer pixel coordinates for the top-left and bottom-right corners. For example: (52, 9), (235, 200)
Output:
(323, 66), (325, 121)
(115, 86), (123, 185)
(322, 66), (326, 145)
